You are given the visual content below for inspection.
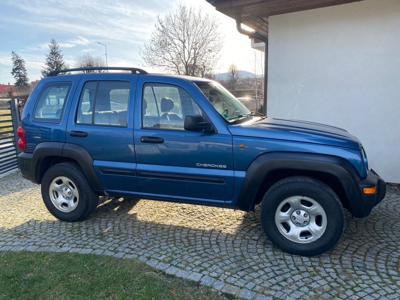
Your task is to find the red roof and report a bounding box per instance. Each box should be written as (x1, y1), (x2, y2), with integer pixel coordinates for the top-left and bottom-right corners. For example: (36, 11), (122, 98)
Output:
(0, 84), (13, 94)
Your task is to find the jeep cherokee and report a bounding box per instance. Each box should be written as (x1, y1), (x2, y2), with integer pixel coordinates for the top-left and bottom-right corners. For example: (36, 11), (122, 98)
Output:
(17, 67), (386, 256)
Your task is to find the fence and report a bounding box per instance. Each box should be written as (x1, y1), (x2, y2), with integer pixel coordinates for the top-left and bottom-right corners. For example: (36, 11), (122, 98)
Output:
(0, 98), (20, 176)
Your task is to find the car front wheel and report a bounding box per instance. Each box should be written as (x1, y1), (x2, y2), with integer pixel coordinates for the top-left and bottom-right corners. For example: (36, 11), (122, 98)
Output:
(261, 176), (344, 256)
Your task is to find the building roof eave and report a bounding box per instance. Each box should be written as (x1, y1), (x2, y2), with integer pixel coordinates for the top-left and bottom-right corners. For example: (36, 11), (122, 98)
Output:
(208, 0), (363, 37)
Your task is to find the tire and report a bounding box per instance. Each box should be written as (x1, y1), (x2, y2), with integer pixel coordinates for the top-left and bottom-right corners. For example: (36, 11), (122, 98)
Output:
(41, 162), (99, 222)
(261, 176), (344, 256)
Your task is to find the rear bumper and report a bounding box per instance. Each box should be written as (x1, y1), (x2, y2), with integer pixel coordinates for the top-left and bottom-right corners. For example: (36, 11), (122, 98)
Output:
(350, 169), (386, 218)
(18, 152), (37, 183)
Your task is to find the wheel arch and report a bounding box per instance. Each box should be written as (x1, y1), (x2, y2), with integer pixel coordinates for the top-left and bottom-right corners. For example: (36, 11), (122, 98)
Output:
(32, 142), (103, 193)
(237, 152), (361, 212)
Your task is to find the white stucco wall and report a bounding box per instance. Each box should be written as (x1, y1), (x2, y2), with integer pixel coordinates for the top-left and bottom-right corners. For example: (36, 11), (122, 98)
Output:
(268, 0), (400, 182)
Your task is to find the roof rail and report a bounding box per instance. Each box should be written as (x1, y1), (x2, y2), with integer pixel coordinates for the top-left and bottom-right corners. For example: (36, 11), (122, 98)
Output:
(51, 66), (147, 76)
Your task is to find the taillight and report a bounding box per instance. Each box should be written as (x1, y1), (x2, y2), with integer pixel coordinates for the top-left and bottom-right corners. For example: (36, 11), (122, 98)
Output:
(17, 126), (27, 152)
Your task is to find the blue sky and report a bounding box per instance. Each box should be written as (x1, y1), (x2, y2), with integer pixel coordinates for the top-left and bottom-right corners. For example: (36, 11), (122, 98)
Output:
(0, 0), (263, 84)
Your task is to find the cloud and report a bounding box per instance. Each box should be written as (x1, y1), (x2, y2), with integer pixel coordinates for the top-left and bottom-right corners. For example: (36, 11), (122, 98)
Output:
(1, 1), (161, 45)
(71, 36), (90, 46)
(0, 0), (259, 83)
(58, 42), (76, 49)
(0, 54), (11, 66)
(29, 36), (92, 52)
(81, 48), (95, 53)
(0, 0), (175, 82)
(58, 36), (92, 49)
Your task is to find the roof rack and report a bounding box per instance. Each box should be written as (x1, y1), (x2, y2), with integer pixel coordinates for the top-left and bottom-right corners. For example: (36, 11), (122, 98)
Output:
(52, 66), (147, 76)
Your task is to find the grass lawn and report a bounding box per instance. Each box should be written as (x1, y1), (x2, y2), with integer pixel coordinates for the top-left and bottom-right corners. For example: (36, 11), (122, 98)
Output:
(0, 252), (231, 300)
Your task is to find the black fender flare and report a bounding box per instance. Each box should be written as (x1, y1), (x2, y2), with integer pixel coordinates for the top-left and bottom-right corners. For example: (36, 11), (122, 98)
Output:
(32, 142), (103, 192)
(236, 152), (361, 211)
(32, 142), (63, 183)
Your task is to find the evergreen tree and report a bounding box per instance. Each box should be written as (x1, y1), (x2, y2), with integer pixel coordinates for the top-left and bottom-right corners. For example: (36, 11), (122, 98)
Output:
(11, 51), (29, 88)
(42, 39), (66, 77)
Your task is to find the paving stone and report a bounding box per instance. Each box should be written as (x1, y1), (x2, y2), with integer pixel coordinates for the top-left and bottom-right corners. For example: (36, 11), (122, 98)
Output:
(213, 280), (225, 291)
(239, 288), (256, 300)
(0, 172), (399, 299)
(221, 284), (240, 295)
(165, 266), (179, 276)
(187, 271), (203, 282)
(255, 294), (273, 300)
(201, 275), (216, 287)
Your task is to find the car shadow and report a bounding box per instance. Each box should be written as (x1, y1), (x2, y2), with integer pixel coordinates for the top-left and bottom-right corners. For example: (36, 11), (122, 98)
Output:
(0, 188), (399, 298)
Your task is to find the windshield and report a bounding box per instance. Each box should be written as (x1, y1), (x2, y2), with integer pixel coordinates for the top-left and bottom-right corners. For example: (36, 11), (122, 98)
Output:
(195, 81), (251, 123)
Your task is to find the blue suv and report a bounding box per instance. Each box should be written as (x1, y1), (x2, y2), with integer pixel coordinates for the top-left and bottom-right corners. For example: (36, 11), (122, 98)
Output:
(18, 67), (386, 256)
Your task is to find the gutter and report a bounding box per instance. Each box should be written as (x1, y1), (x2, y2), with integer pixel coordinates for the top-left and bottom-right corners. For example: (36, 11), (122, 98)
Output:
(235, 19), (268, 42)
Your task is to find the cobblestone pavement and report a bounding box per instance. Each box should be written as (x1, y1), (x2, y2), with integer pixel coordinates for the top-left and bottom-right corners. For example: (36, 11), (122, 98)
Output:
(0, 172), (399, 300)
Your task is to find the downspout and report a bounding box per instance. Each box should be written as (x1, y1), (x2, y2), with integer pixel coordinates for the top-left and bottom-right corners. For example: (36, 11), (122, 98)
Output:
(236, 19), (269, 115)
(263, 37), (268, 116)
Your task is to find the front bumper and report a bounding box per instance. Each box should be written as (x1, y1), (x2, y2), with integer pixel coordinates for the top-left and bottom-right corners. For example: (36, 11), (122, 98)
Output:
(350, 169), (386, 218)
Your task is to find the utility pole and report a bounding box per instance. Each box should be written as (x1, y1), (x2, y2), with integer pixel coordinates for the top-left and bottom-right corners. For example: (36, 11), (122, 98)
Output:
(96, 42), (108, 67)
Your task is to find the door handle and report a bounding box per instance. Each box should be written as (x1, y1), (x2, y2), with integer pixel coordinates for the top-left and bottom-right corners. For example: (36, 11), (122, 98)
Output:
(69, 130), (88, 137)
(140, 136), (164, 144)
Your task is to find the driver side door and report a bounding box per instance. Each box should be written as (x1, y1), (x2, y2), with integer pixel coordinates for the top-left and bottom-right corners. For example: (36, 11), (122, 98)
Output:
(134, 79), (234, 205)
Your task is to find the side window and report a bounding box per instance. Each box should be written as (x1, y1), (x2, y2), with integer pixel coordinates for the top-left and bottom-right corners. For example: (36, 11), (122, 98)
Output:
(34, 83), (71, 121)
(77, 81), (130, 127)
(76, 82), (96, 125)
(142, 84), (202, 130)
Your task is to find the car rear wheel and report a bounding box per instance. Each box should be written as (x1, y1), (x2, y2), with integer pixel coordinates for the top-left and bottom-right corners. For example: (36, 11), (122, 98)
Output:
(261, 176), (344, 256)
(41, 162), (98, 222)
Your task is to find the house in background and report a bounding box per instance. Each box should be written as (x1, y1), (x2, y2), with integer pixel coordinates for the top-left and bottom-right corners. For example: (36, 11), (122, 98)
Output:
(208, 0), (400, 183)
(0, 84), (14, 97)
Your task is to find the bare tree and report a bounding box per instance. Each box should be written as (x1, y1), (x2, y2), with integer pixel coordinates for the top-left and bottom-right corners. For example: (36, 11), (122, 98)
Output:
(228, 64), (239, 90)
(142, 5), (221, 77)
(76, 54), (104, 72)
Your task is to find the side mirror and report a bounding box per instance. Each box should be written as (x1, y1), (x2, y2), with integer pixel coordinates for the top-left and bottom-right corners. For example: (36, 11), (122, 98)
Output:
(184, 115), (214, 133)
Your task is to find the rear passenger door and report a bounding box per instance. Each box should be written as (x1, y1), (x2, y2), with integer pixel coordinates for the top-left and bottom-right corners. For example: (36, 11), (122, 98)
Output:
(67, 76), (137, 192)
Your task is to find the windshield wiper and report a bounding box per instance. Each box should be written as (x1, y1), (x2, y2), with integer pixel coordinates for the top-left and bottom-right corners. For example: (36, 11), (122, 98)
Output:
(229, 113), (253, 124)
(251, 111), (267, 120)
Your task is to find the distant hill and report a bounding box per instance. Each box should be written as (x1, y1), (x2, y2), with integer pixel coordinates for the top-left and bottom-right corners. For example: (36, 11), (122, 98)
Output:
(214, 70), (258, 81)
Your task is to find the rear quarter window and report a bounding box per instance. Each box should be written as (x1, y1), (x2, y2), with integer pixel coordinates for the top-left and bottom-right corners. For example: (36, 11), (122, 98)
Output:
(33, 83), (71, 121)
